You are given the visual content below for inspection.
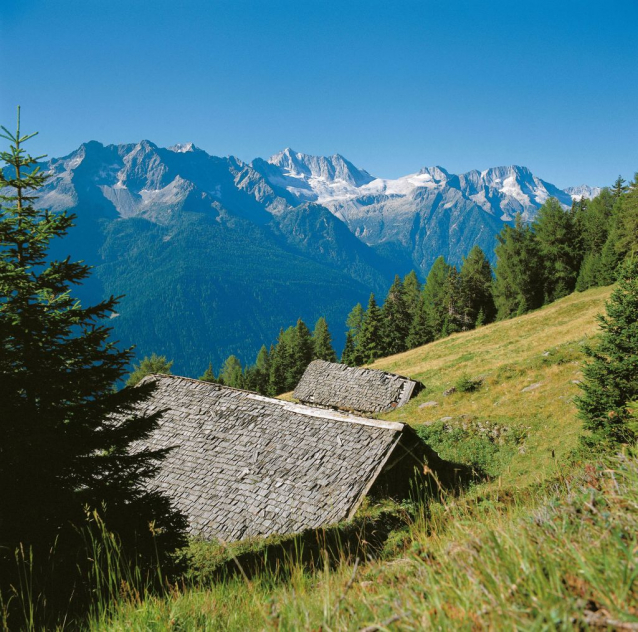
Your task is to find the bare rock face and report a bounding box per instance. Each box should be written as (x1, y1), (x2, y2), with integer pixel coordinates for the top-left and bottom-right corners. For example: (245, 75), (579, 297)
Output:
(521, 383), (542, 392)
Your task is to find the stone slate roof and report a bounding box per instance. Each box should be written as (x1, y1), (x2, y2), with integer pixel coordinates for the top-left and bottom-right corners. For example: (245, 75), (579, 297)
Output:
(293, 360), (423, 414)
(132, 374), (418, 542)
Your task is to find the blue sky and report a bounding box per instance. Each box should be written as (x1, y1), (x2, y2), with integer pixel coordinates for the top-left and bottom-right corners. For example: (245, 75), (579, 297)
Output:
(1, 0), (636, 187)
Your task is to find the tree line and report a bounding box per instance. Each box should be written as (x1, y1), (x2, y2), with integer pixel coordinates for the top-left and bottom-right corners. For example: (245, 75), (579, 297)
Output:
(171, 174), (637, 394)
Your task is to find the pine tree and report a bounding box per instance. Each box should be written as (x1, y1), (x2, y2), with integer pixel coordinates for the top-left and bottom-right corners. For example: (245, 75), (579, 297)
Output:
(199, 362), (216, 382)
(382, 275), (410, 354)
(341, 330), (356, 365)
(576, 258), (638, 450)
(312, 316), (336, 362)
(220, 355), (243, 388)
(493, 214), (544, 319)
(533, 197), (580, 302)
(357, 293), (384, 363)
(459, 245), (496, 327)
(127, 352), (174, 386)
(0, 113), (186, 593)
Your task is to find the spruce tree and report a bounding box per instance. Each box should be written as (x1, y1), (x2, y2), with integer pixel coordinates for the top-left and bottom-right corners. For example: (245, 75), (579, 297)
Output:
(533, 197), (580, 302)
(406, 294), (434, 348)
(422, 256), (455, 338)
(288, 318), (313, 386)
(268, 329), (291, 394)
(382, 275), (410, 354)
(0, 113), (186, 594)
(127, 352), (174, 386)
(199, 362), (216, 382)
(341, 330), (356, 365)
(357, 293), (384, 363)
(576, 258), (638, 450)
(459, 245), (496, 327)
(493, 214), (544, 319)
(312, 316), (336, 362)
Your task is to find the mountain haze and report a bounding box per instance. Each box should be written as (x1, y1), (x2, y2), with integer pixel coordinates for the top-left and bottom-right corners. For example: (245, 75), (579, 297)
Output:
(32, 141), (599, 375)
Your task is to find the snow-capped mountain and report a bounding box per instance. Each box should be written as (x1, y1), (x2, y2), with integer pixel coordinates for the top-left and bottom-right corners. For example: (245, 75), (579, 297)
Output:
(32, 140), (601, 375)
(564, 184), (603, 201)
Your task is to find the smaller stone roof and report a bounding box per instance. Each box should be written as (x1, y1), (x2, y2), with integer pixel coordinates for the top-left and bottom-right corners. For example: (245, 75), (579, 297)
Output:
(293, 360), (423, 415)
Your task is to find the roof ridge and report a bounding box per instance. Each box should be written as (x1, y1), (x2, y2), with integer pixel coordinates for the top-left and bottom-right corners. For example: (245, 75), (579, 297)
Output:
(141, 373), (406, 432)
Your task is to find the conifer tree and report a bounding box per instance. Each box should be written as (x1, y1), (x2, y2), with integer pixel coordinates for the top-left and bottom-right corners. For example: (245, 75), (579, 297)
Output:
(127, 352), (174, 386)
(341, 330), (356, 365)
(422, 256), (455, 338)
(615, 173), (638, 258)
(220, 355), (243, 388)
(312, 316), (336, 362)
(406, 294), (434, 348)
(288, 318), (313, 385)
(357, 293), (384, 363)
(459, 245), (496, 327)
(533, 197), (580, 302)
(612, 175), (628, 198)
(345, 302), (365, 365)
(493, 214), (544, 319)
(268, 329), (291, 394)
(402, 270), (422, 321)
(199, 362), (216, 382)
(382, 275), (411, 354)
(0, 113), (186, 589)
(253, 344), (271, 394)
(576, 258), (638, 450)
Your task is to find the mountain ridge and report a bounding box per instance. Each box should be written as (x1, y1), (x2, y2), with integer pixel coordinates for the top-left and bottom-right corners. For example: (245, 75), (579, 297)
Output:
(30, 140), (602, 375)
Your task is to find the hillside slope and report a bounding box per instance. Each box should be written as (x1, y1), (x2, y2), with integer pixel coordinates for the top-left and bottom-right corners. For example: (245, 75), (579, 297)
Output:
(374, 285), (613, 486)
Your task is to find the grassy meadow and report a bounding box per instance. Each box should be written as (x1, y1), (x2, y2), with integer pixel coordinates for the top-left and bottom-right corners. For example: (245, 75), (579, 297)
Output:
(9, 285), (638, 631)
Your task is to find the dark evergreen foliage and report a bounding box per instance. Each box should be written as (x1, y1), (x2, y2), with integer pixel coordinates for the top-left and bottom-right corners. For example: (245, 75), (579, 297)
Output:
(493, 214), (544, 319)
(533, 198), (580, 302)
(0, 113), (186, 613)
(576, 258), (638, 450)
(459, 246), (496, 327)
(381, 275), (411, 355)
(357, 293), (385, 364)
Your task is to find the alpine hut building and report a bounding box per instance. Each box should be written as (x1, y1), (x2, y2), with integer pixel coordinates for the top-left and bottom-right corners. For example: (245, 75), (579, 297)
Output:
(132, 373), (429, 542)
(293, 359), (424, 415)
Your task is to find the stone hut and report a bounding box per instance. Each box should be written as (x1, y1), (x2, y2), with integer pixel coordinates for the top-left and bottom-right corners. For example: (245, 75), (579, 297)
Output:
(293, 360), (424, 415)
(133, 374), (428, 542)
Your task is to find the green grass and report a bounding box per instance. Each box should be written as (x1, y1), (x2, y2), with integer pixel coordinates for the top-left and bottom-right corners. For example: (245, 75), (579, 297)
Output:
(9, 286), (635, 630)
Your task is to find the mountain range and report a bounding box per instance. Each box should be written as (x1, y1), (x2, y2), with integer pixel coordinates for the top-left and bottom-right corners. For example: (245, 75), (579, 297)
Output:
(33, 141), (600, 375)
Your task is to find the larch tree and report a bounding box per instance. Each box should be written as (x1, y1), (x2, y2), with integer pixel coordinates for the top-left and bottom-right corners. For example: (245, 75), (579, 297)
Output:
(312, 316), (336, 362)
(126, 352), (173, 386)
